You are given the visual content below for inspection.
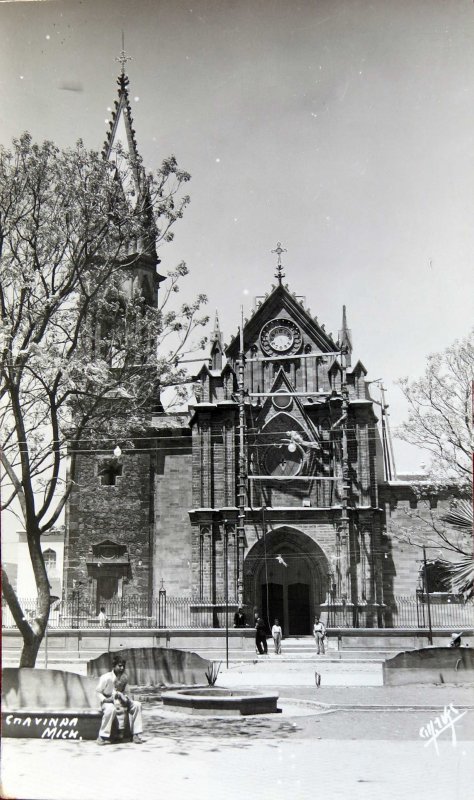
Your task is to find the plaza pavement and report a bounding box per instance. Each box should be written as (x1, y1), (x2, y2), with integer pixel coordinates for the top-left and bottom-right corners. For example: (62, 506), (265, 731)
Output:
(2, 656), (473, 800)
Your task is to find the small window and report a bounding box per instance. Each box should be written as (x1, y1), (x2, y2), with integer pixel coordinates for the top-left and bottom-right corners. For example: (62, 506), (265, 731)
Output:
(98, 457), (123, 486)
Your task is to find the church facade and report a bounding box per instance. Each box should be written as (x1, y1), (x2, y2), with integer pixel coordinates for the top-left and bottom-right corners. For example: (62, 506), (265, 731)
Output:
(63, 68), (466, 634)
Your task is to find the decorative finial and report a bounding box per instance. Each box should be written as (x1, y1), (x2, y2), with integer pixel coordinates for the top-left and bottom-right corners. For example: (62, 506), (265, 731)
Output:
(271, 241), (287, 284)
(115, 31), (134, 76)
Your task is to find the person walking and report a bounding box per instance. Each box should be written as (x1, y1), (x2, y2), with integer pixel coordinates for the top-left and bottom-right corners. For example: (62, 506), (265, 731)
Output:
(255, 616), (268, 655)
(271, 619), (282, 654)
(313, 616), (326, 655)
(96, 655), (145, 744)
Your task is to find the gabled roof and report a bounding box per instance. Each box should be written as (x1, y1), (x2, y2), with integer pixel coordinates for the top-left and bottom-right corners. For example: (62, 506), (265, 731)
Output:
(226, 282), (339, 357)
(351, 359), (367, 377)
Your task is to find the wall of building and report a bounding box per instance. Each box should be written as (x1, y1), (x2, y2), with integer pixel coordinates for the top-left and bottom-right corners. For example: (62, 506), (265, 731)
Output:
(65, 449), (153, 599)
(10, 530), (64, 599)
(154, 443), (193, 596)
(381, 486), (469, 596)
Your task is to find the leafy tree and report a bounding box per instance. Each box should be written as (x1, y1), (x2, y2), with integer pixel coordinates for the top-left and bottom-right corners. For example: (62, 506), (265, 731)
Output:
(0, 134), (207, 666)
(392, 331), (473, 565)
(397, 330), (473, 486)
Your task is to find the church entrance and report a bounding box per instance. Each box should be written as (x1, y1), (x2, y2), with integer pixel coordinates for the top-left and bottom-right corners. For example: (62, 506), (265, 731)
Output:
(245, 527), (328, 636)
(261, 580), (311, 635)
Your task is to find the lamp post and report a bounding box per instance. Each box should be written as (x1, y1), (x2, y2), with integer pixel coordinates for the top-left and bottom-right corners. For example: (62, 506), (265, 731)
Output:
(422, 545), (434, 645)
(72, 580), (82, 629)
(223, 520), (230, 669)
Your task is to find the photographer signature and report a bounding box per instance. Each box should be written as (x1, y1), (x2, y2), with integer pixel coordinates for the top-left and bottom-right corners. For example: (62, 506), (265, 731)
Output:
(419, 704), (467, 754)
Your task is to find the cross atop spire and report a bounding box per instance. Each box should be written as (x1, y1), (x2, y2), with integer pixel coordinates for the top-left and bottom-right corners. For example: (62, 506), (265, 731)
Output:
(271, 241), (287, 284)
(115, 32), (134, 76)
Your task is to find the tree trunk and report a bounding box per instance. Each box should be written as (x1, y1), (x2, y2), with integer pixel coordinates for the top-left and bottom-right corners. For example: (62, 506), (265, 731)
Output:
(2, 564), (50, 669)
(19, 633), (43, 668)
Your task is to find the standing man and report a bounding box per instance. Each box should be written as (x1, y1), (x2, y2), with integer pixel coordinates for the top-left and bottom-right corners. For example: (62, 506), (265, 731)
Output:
(271, 619), (282, 654)
(96, 655), (145, 745)
(255, 616), (268, 655)
(313, 616), (326, 655)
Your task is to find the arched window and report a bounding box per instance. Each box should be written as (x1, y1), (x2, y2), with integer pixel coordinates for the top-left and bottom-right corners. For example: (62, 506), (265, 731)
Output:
(43, 548), (57, 572)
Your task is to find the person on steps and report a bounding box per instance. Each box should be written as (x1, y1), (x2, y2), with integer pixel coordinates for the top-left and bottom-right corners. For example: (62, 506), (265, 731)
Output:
(313, 616), (326, 655)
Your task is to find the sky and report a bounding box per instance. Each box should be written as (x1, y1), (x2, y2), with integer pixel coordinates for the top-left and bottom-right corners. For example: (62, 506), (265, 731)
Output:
(1, 0), (474, 481)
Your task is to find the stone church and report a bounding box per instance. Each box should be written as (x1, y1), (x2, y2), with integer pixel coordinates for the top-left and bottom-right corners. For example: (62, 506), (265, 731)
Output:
(64, 67), (465, 634)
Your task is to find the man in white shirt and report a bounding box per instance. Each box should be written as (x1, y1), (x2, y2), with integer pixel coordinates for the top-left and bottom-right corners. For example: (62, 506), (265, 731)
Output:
(96, 655), (144, 745)
(271, 619), (282, 654)
(313, 616), (326, 655)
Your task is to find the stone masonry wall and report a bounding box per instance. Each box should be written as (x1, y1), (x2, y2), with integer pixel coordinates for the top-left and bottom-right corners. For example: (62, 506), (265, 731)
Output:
(65, 448), (153, 599)
(381, 489), (469, 596)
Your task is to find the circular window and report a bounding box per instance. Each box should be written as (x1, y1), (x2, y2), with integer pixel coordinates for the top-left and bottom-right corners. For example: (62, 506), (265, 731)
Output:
(264, 445), (302, 477)
(272, 392), (292, 410)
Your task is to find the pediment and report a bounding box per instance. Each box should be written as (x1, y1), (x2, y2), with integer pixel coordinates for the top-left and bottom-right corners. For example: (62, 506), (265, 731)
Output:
(226, 284), (339, 359)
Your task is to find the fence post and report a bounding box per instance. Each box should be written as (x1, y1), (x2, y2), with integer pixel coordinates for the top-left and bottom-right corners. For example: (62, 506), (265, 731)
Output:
(158, 581), (166, 629)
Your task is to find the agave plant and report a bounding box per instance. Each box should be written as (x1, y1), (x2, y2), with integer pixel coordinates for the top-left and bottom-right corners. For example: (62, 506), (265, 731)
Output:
(442, 500), (474, 598)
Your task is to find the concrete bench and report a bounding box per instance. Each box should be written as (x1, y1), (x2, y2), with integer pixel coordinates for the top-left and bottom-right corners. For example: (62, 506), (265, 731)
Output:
(2, 668), (102, 740)
(383, 647), (474, 686)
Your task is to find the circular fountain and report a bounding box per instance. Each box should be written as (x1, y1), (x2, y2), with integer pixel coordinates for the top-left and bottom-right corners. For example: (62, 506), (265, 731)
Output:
(162, 687), (280, 716)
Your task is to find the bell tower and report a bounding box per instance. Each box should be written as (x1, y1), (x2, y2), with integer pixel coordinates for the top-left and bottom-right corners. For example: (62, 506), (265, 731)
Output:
(101, 44), (165, 309)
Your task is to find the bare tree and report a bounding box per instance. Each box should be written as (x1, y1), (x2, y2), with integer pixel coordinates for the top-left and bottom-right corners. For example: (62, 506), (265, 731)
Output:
(396, 329), (473, 486)
(0, 134), (208, 666)
(392, 331), (473, 567)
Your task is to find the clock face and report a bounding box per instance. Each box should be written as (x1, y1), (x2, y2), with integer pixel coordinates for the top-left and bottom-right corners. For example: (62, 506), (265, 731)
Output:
(268, 325), (294, 352)
(260, 318), (302, 356)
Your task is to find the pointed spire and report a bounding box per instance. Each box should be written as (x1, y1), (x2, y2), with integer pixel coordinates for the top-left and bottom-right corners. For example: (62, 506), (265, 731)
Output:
(271, 242), (287, 285)
(211, 310), (222, 340)
(209, 311), (224, 370)
(102, 40), (140, 174)
(339, 304), (353, 367)
(102, 49), (160, 268)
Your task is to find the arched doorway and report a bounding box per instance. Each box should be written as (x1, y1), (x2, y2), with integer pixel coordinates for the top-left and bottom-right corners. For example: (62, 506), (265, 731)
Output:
(244, 527), (329, 636)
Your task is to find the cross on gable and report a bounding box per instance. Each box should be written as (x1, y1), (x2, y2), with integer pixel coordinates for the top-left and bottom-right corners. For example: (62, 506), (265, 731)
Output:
(271, 241), (287, 284)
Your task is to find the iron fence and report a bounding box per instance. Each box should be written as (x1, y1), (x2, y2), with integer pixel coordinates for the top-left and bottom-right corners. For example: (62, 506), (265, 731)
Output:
(1, 596), (240, 630)
(2, 595), (473, 630)
(324, 595), (474, 629)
